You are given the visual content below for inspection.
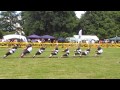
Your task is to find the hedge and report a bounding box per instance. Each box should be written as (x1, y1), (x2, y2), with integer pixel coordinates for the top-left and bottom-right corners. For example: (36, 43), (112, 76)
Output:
(0, 42), (120, 48)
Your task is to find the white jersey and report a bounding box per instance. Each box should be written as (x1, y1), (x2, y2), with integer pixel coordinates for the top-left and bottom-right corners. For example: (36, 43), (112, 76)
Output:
(9, 49), (16, 54)
(27, 47), (32, 52)
(9, 46), (18, 54)
(98, 49), (103, 54)
(54, 49), (59, 54)
(76, 49), (81, 54)
(64, 49), (70, 54)
(39, 49), (44, 53)
(66, 50), (70, 54)
(83, 50), (90, 55)
(84, 51), (88, 55)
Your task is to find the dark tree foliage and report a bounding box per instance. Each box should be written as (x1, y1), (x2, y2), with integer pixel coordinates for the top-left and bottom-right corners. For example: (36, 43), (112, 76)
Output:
(79, 11), (120, 39)
(21, 11), (80, 38)
(2, 11), (120, 40)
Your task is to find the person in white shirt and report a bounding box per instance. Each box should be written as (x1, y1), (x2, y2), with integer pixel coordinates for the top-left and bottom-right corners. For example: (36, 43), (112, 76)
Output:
(95, 46), (103, 56)
(80, 48), (90, 56)
(21, 44), (32, 58)
(49, 45), (59, 58)
(3, 44), (18, 58)
(33, 46), (46, 58)
(74, 46), (82, 56)
(61, 47), (70, 58)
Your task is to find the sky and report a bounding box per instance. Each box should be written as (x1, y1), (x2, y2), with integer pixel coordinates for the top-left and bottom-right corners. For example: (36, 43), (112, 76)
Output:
(75, 11), (86, 18)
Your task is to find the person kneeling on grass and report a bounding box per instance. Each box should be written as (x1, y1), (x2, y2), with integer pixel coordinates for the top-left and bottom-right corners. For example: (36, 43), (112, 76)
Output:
(74, 46), (82, 56)
(80, 48), (90, 57)
(20, 44), (32, 58)
(33, 46), (46, 58)
(49, 45), (59, 58)
(3, 44), (19, 58)
(61, 47), (70, 58)
(95, 46), (103, 56)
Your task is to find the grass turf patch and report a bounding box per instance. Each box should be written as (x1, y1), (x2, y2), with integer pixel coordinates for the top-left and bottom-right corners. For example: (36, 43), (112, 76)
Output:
(0, 47), (119, 79)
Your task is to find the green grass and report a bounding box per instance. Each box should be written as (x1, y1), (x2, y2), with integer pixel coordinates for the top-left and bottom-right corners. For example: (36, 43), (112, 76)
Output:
(0, 47), (120, 79)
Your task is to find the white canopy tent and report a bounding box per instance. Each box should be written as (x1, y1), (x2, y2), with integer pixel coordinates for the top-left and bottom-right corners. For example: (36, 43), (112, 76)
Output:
(74, 35), (99, 43)
(74, 35), (99, 41)
(3, 34), (28, 42)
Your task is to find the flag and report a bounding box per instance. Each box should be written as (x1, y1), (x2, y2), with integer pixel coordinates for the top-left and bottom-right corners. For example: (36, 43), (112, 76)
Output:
(78, 29), (82, 39)
(21, 31), (25, 35)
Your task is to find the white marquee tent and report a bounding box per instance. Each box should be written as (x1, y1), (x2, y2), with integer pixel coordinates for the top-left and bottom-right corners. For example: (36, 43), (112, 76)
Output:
(74, 35), (99, 41)
(66, 35), (99, 43)
(3, 34), (28, 42)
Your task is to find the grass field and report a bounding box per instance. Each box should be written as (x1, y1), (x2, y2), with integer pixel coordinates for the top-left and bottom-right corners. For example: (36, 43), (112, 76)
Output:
(0, 47), (120, 79)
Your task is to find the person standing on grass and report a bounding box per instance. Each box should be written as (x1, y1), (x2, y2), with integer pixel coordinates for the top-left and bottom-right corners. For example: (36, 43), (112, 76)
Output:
(49, 45), (59, 58)
(61, 47), (70, 58)
(20, 44), (32, 58)
(33, 46), (46, 58)
(3, 44), (18, 58)
(94, 45), (103, 56)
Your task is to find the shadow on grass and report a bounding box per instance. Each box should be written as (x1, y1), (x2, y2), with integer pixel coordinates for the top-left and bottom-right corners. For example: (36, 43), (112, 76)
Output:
(0, 55), (101, 59)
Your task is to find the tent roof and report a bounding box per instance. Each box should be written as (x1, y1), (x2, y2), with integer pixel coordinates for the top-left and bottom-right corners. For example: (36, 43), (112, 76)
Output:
(27, 34), (41, 39)
(58, 37), (66, 42)
(41, 35), (55, 39)
(109, 37), (120, 41)
(73, 35), (99, 41)
(3, 34), (28, 42)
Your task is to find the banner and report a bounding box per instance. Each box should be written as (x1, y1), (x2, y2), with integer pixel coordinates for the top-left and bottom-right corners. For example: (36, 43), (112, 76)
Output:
(78, 29), (82, 39)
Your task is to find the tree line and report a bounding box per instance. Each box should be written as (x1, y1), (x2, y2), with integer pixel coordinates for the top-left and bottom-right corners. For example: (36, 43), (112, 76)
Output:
(0, 11), (120, 39)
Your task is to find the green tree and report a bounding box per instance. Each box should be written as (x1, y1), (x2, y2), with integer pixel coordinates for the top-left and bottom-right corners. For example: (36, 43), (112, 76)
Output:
(0, 30), (3, 38)
(0, 11), (21, 31)
(22, 11), (79, 37)
(79, 11), (120, 39)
